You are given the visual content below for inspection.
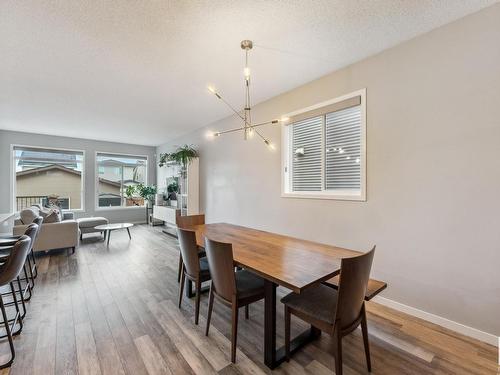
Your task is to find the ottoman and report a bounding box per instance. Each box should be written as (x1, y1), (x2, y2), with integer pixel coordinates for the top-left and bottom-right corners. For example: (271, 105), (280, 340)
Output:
(77, 217), (109, 240)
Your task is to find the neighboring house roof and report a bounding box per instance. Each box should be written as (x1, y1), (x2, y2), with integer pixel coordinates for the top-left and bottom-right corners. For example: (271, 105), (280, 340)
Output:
(16, 164), (81, 177)
(19, 150), (78, 169)
(99, 159), (141, 167)
(99, 178), (121, 187)
(16, 164), (127, 188)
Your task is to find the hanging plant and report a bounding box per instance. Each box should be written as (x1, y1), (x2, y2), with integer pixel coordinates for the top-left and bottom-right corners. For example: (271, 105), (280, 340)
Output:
(158, 153), (171, 168)
(158, 145), (198, 169)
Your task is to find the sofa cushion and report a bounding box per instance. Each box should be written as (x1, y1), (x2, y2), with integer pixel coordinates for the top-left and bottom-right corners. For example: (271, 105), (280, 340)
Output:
(20, 207), (39, 224)
(39, 208), (62, 224)
(77, 217), (109, 228)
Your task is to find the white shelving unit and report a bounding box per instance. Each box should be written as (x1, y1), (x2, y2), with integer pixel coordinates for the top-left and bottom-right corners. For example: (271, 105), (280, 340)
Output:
(154, 158), (199, 235)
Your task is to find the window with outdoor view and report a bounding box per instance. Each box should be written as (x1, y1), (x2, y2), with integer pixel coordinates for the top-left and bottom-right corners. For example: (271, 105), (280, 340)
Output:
(96, 152), (147, 208)
(13, 146), (84, 211)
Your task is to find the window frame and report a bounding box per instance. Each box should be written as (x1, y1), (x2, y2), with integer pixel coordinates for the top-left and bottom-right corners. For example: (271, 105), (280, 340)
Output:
(94, 151), (149, 211)
(10, 144), (86, 212)
(281, 88), (367, 201)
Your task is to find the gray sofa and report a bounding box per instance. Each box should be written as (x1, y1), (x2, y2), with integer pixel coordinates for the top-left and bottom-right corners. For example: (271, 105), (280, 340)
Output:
(13, 206), (79, 253)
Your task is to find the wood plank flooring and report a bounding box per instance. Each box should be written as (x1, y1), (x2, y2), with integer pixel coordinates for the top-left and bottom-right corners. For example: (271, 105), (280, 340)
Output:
(0, 224), (497, 374)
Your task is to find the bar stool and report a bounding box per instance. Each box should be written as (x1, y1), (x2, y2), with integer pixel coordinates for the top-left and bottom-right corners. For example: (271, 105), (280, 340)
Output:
(0, 216), (42, 283)
(0, 235), (31, 369)
(0, 224), (39, 315)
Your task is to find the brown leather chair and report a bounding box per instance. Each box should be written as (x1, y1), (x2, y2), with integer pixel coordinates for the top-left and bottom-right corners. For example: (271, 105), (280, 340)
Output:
(0, 235), (31, 369)
(281, 246), (376, 375)
(204, 237), (265, 363)
(177, 227), (211, 325)
(176, 214), (205, 283)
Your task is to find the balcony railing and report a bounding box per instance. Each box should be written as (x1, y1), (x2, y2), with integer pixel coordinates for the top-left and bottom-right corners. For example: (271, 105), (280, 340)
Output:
(16, 196), (46, 212)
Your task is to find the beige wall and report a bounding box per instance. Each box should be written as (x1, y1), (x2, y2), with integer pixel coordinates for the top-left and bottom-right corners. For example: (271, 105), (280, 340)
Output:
(98, 181), (120, 195)
(16, 170), (82, 209)
(158, 4), (500, 337)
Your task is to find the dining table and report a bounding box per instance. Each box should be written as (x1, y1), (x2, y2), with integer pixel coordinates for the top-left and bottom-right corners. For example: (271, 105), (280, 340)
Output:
(190, 222), (363, 369)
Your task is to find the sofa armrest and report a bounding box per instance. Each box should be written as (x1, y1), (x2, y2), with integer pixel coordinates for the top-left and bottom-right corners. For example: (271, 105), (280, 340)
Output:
(63, 211), (75, 220)
(15, 220), (79, 252)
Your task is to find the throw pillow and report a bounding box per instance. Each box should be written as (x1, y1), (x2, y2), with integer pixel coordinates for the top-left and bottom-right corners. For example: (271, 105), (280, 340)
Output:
(20, 207), (37, 225)
(39, 208), (61, 224)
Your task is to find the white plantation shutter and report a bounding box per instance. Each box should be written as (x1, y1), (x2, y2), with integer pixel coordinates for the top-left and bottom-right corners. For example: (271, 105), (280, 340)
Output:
(291, 116), (323, 191)
(284, 90), (365, 200)
(325, 105), (362, 191)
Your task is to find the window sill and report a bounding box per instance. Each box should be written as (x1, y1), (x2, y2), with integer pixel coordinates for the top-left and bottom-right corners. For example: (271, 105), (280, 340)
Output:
(95, 206), (146, 211)
(281, 192), (366, 202)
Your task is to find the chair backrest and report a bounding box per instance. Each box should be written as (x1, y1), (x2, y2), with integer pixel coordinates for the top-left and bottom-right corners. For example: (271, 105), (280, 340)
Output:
(23, 223), (39, 251)
(177, 214), (205, 229)
(33, 216), (43, 228)
(334, 246), (375, 326)
(0, 236), (31, 286)
(177, 227), (201, 278)
(204, 237), (236, 302)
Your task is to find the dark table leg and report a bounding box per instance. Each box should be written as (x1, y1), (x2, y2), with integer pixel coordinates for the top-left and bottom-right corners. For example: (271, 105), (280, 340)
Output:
(107, 230), (111, 246)
(263, 280), (322, 369)
(264, 280), (277, 368)
(127, 227), (131, 240)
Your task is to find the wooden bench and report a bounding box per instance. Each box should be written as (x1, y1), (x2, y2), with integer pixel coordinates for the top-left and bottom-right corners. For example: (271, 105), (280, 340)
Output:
(323, 275), (387, 301)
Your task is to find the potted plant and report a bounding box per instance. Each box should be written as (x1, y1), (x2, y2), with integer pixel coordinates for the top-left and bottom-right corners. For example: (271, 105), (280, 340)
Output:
(124, 185), (144, 206)
(159, 145), (198, 176)
(136, 184), (157, 206)
(167, 180), (179, 201)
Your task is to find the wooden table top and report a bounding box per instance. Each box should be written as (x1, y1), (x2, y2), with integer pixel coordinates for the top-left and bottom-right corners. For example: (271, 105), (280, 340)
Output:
(191, 223), (362, 293)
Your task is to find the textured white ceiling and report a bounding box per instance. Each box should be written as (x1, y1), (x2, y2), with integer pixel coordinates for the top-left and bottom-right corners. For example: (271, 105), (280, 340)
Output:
(1, 1), (497, 146)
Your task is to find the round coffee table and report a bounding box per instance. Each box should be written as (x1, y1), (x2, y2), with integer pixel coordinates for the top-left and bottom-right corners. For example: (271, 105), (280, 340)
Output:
(94, 223), (133, 246)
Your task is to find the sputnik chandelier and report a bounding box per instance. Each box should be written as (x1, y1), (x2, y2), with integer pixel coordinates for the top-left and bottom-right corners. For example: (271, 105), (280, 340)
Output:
(208, 40), (289, 149)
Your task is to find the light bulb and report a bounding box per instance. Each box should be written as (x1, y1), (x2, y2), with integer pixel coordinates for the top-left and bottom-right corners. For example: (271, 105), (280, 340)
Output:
(280, 117), (290, 123)
(207, 86), (216, 94)
(247, 128), (254, 138)
(244, 67), (250, 79)
(264, 139), (275, 150)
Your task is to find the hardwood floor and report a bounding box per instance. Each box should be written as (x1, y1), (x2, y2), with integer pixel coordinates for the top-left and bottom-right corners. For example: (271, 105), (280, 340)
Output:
(0, 224), (497, 374)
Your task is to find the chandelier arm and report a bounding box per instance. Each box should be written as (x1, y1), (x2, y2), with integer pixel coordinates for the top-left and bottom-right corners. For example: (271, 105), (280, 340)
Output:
(215, 125), (247, 136)
(215, 91), (247, 122)
(252, 127), (270, 143)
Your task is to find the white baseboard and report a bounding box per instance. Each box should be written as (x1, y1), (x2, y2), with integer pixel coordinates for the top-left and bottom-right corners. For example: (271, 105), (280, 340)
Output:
(372, 296), (499, 348)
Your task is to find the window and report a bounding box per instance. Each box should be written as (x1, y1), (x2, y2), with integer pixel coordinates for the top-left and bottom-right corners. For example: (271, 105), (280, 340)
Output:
(96, 152), (147, 208)
(13, 146), (84, 211)
(282, 89), (366, 200)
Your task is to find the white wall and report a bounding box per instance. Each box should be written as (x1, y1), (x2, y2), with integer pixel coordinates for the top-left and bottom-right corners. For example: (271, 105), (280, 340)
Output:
(158, 4), (500, 338)
(0, 130), (156, 223)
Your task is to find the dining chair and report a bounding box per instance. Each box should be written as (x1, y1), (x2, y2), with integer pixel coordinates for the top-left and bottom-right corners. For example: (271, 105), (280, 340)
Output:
(0, 235), (31, 369)
(281, 246), (376, 375)
(177, 227), (211, 325)
(204, 237), (265, 363)
(176, 214), (205, 283)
